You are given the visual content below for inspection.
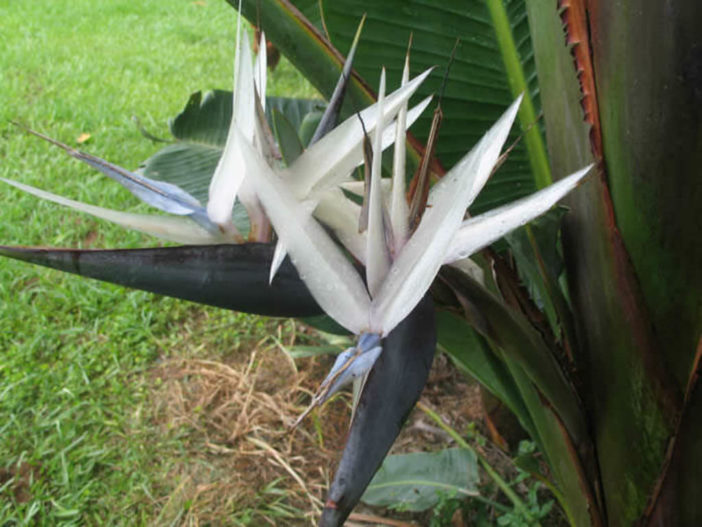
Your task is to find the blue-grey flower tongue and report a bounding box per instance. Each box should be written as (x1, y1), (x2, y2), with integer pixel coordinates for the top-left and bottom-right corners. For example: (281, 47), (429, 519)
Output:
(357, 332), (381, 350)
(291, 332), (385, 428)
(318, 345), (382, 406)
(319, 294), (436, 527)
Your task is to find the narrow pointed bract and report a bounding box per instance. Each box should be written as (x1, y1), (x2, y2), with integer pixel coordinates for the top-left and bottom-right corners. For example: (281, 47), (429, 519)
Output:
(0, 244), (322, 317)
(17, 126), (203, 217)
(308, 16), (366, 147)
(254, 30), (267, 111)
(365, 69), (391, 297)
(288, 68), (434, 197)
(319, 295), (436, 527)
(319, 345), (382, 404)
(0, 178), (233, 245)
(389, 48), (411, 254)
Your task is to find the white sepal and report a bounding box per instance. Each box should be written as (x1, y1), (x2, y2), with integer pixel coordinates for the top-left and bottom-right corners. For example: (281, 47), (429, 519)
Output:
(237, 127), (371, 334)
(370, 96), (523, 335)
(390, 50), (411, 254)
(268, 239), (287, 284)
(365, 69), (391, 297)
(444, 165), (593, 263)
(288, 68), (434, 197)
(207, 32), (255, 228)
(1, 178), (232, 245)
(314, 188), (366, 264)
(268, 199), (317, 283)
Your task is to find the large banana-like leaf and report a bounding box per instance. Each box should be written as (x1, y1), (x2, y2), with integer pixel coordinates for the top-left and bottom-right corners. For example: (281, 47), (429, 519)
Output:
(585, 4), (702, 385)
(438, 266), (585, 444)
(319, 294), (436, 526)
(439, 267), (600, 526)
(526, 1), (701, 524)
(139, 90), (324, 205)
(436, 310), (535, 437)
(0, 243), (322, 318)
(234, 0), (546, 214)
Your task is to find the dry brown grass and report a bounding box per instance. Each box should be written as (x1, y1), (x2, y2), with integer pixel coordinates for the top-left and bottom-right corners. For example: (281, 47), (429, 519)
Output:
(145, 327), (484, 526)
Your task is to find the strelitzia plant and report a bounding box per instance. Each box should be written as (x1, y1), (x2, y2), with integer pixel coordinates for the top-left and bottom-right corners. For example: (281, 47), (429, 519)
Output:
(229, 1), (702, 525)
(1, 17), (592, 527)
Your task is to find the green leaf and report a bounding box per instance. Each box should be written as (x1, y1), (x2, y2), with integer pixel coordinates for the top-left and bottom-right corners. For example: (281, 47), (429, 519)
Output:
(266, 96), (326, 133)
(506, 207), (566, 287)
(504, 207), (568, 332)
(496, 355), (585, 526)
(298, 110), (324, 147)
(512, 451), (541, 478)
(436, 310), (535, 438)
(361, 448), (479, 512)
(169, 90), (232, 148)
(0, 243), (323, 318)
(272, 108), (304, 165)
(525, 3), (691, 523)
(439, 266), (586, 445)
(303, 0), (542, 214)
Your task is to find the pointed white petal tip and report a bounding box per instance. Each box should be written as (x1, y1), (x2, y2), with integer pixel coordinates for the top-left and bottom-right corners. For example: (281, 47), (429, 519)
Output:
(443, 163), (594, 264)
(0, 177), (230, 245)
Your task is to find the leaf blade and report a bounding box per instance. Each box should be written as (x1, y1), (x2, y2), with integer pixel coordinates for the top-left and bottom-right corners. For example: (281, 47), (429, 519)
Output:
(361, 449), (479, 512)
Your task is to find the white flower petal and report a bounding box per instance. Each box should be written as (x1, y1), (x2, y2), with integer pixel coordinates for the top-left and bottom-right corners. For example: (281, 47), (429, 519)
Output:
(365, 69), (391, 297)
(287, 68), (434, 197)
(237, 127), (371, 334)
(444, 165), (593, 263)
(390, 50), (411, 253)
(1, 178), (230, 245)
(268, 199), (317, 283)
(269, 239), (287, 284)
(370, 96), (523, 334)
(314, 188), (366, 264)
(207, 32), (255, 227)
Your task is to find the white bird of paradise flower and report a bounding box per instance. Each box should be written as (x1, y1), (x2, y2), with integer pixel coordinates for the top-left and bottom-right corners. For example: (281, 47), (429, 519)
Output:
(3, 26), (591, 420)
(227, 53), (592, 415)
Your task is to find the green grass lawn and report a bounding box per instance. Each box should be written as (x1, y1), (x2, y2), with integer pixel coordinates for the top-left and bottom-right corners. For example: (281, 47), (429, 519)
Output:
(0, 1), (318, 524)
